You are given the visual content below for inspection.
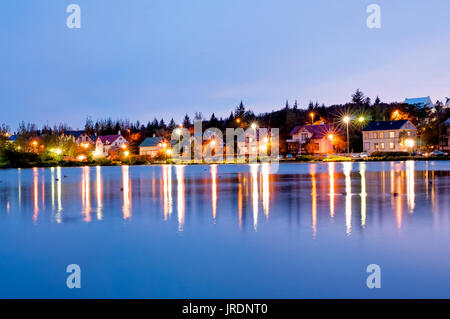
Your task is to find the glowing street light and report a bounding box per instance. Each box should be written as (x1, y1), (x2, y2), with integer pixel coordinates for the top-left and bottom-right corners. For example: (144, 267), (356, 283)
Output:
(358, 116), (365, 123)
(124, 151), (130, 157)
(309, 112), (315, 125)
(55, 149), (62, 155)
(210, 139), (216, 146)
(251, 123), (258, 130)
(328, 134), (334, 141)
(166, 149), (172, 155)
(343, 116), (351, 156)
(121, 144), (127, 150)
(263, 136), (269, 143)
(236, 118), (241, 124)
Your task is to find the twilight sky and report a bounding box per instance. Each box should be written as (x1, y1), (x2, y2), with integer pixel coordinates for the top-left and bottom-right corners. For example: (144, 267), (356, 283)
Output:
(1, 0), (449, 130)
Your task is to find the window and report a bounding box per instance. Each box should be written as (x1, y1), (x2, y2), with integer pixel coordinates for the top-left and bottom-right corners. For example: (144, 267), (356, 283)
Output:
(389, 131), (395, 138)
(381, 142), (385, 150)
(364, 133), (369, 140)
(373, 132), (378, 139)
(389, 142), (395, 149)
(380, 132), (384, 139)
(407, 131), (411, 136)
(301, 133), (308, 140)
(364, 142), (370, 150)
(374, 143), (379, 150)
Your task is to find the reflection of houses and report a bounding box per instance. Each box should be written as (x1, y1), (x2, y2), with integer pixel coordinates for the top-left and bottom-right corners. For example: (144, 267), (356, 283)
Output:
(139, 136), (171, 157)
(61, 130), (94, 146)
(287, 124), (338, 155)
(362, 120), (417, 154)
(95, 134), (128, 157)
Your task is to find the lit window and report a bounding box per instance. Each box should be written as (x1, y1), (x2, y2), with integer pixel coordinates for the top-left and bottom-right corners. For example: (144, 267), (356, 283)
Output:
(380, 132), (384, 139)
(381, 142), (385, 150)
(389, 131), (395, 138)
(373, 132), (378, 139)
(389, 142), (395, 149)
(364, 142), (370, 150)
(374, 143), (379, 149)
(364, 133), (369, 139)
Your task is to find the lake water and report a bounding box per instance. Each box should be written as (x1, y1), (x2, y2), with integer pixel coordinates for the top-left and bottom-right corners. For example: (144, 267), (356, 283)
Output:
(0, 161), (449, 298)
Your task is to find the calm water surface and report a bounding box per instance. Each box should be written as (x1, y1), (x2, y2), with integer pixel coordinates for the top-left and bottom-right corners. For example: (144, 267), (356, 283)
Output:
(0, 161), (449, 298)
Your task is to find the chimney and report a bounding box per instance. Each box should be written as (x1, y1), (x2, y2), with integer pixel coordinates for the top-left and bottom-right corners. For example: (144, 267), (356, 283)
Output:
(153, 134), (156, 137)
(118, 130), (121, 136)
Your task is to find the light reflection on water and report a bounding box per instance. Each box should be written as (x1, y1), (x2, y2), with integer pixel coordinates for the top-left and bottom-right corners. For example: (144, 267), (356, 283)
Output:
(1, 161), (450, 235)
(1, 161), (450, 298)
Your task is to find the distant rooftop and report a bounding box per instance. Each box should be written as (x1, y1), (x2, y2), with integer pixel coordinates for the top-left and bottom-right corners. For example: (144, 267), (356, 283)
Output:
(362, 120), (410, 131)
(405, 96), (433, 108)
(290, 124), (341, 139)
(139, 137), (164, 147)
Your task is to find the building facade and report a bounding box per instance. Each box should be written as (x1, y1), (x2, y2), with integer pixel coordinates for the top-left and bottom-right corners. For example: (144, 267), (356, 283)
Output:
(362, 120), (417, 154)
(95, 135), (128, 157)
(139, 136), (169, 157)
(287, 124), (338, 155)
(61, 130), (95, 146)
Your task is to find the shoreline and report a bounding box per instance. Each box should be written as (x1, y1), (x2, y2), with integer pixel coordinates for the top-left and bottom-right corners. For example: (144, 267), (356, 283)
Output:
(1, 156), (448, 169)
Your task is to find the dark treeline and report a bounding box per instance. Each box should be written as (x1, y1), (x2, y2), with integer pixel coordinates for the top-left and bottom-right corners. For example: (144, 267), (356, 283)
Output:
(3, 89), (449, 152)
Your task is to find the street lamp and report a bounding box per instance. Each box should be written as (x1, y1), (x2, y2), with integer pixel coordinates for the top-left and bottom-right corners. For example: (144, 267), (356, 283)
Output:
(358, 116), (365, 123)
(251, 123), (258, 130)
(309, 112), (315, 125)
(343, 116), (351, 156)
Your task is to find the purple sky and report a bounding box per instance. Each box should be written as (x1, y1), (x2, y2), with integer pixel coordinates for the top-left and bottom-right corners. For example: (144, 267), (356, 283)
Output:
(1, 0), (449, 130)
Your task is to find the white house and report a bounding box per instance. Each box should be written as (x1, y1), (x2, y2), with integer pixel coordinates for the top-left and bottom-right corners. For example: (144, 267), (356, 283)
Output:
(95, 134), (128, 157)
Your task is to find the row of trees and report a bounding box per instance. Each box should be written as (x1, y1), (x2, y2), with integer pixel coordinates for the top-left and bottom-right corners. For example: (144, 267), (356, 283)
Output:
(1, 89), (449, 157)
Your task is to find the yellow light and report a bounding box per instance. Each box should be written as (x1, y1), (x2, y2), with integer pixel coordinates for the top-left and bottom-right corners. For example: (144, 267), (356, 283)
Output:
(175, 128), (181, 135)
(18, 146), (21, 150)
(358, 116), (365, 123)
(251, 123), (257, 129)
(405, 139), (415, 148)
(328, 134), (334, 141)
(162, 142), (167, 148)
(343, 116), (350, 124)
(263, 137), (269, 143)
(32, 141), (38, 146)
(124, 151), (130, 157)
(121, 144), (127, 150)
(210, 140), (216, 146)
(236, 118), (241, 124)
(55, 149), (62, 155)
(166, 149), (172, 155)
(82, 143), (89, 149)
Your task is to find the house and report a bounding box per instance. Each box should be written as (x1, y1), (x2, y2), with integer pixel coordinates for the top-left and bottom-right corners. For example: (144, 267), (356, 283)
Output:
(95, 135), (128, 157)
(287, 124), (339, 155)
(405, 96), (435, 111)
(61, 130), (94, 146)
(139, 136), (171, 157)
(445, 98), (450, 109)
(8, 134), (17, 143)
(443, 118), (450, 151)
(362, 120), (417, 154)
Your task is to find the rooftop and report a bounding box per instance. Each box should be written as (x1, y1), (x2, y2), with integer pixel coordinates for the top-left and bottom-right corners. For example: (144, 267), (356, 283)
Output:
(362, 120), (410, 131)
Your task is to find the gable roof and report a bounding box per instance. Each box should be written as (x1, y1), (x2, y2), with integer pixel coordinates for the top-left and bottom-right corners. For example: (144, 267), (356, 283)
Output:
(139, 137), (164, 147)
(290, 124), (341, 139)
(8, 134), (17, 141)
(405, 97), (433, 108)
(97, 135), (123, 145)
(63, 130), (86, 138)
(446, 97), (450, 106)
(362, 120), (411, 131)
